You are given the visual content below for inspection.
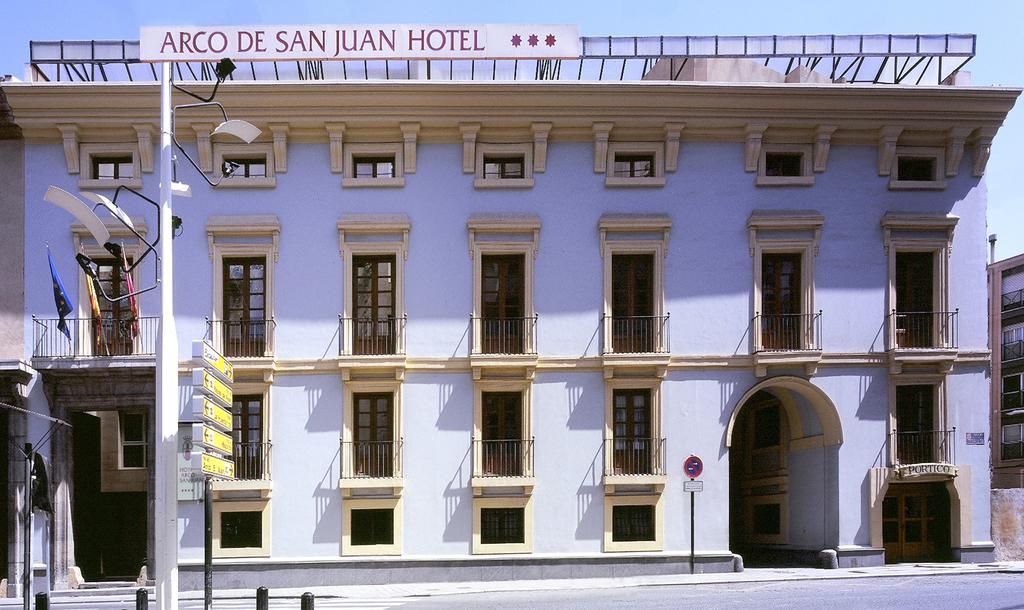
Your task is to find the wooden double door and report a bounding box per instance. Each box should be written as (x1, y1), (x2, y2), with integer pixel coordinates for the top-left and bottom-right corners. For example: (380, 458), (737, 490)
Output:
(882, 482), (951, 563)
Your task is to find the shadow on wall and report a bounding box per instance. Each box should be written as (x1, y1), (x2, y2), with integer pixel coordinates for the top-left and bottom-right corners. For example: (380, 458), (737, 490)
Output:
(442, 444), (472, 548)
(303, 383), (333, 433)
(434, 381), (461, 430)
(582, 319), (600, 358)
(312, 444), (341, 544)
(575, 442), (603, 542)
(565, 379), (600, 431)
(854, 371), (886, 422)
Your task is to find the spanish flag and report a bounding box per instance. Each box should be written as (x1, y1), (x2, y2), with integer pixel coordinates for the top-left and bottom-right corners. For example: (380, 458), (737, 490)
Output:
(118, 245), (140, 338)
(85, 271), (107, 356)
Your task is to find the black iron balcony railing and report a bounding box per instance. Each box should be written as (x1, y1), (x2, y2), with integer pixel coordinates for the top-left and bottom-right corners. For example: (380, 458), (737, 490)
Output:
(889, 429), (956, 466)
(340, 439), (403, 479)
(339, 315), (406, 356)
(601, 314), (669, 354)
(471, 315), (538, 355)
(1003, 340), (1024, 363)
(1003, 288), (1024, 312)
(232, 441), (272, 481)
(472, 438), (535, 478)
(206, 318), (275, 358)
(753, 311), (822, 353)
(888, 310), (958, 350)
(604, 437), (667, 477)
(32, 316), (158, 358)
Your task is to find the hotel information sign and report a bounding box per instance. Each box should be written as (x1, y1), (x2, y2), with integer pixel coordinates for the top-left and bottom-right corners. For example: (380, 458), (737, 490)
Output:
(141, 24), (580, 62)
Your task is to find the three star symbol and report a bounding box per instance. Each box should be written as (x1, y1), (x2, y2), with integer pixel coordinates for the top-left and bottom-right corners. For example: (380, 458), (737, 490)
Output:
(510, 33), (558, 48)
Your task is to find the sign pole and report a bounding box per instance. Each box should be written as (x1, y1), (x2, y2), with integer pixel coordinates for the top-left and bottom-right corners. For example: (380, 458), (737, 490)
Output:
(204, 476), (213, 610)
(22, 443), (32, 610)
(690, 478), (695, 575)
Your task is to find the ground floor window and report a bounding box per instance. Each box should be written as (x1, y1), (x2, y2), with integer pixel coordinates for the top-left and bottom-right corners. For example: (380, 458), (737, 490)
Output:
(480, 507), (524, 545)
(213, 499), (272, 558)
(611, 504), (655, 542)
(221, 511), (262, 549)
(604, 494), (663, 552)
(342, 497), (402, 556)
(351, 508), (395, 546)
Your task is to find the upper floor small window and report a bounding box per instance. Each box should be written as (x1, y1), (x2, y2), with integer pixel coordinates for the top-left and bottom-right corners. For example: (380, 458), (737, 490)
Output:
(213, 143), (276, 188)
(80, 144), (142, 189)
(483, 155), (525, 180)
(93, 156), (135, 180)
(344, 143), (405, 187)
(757, 145), (814, 186)
(354, 156), (396, 179)
(612, 154), (655, 178)
(474, 143), (533, 189)
(604, 142), (665, 187)
(889, 147), (946, 190)
(224, 157), (268, 179)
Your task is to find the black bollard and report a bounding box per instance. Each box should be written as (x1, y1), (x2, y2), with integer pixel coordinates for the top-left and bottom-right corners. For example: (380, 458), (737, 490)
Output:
(256, 586), (269, 610)
(33, 592), (48, 610)
(136, 588), (148, 610)
(300, 591), (315, 610)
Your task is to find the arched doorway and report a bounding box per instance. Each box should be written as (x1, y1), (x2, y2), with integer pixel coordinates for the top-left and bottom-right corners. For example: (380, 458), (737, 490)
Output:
(726, 376), (843, 566)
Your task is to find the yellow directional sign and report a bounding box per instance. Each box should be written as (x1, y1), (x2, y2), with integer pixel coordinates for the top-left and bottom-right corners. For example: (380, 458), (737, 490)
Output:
(192, 340), (234, 384)
(192, 396), (233, 433)
(192, 369), (232, 409)
(192, 422), (233, 457)
(191, 451), (235, 479)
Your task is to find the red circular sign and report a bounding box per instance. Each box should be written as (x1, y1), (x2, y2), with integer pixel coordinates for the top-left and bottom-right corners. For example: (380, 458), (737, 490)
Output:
(684, 455), (703, 479)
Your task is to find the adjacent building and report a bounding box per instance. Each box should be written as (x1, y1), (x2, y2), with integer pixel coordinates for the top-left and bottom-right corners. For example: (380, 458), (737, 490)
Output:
(1, 32), (1019, 592)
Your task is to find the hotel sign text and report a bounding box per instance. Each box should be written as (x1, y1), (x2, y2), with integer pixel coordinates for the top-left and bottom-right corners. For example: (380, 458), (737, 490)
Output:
(896, 463), (959, 479)
(141, 25), (581, 62)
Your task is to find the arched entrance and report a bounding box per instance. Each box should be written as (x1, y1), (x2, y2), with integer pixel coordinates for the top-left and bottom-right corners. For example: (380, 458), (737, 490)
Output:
(726, 376), (842, 566)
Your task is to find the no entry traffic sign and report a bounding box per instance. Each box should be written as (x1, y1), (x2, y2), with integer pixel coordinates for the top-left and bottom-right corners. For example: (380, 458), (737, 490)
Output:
(684, 454), (703, 479)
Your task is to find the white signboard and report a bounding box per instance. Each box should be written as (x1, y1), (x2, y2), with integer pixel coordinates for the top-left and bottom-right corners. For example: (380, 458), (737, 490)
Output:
(683, 480), (704, 493)
(141, 24), (580, 62)
(177, 423), (203, 501)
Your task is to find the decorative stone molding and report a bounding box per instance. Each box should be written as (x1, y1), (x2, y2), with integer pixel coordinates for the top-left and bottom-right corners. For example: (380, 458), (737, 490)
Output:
(744, 123), (768, 172)
(269, 123), (289, 173)
(337, 214), (411, 260)
(971, 127), (996, 178)
(664, 123), (684, 172)
(206, 215), (281, 262)
(944, 126), (971, 177)
(598, 214), (672, 258)
(531, 122), (552, 173)
(813, 125), (837, 173)
(57, 123), (80, 174)
(191, 123), (214, 173)
(399, 122), (420, 174)
(747, 210), (824, 257)
(877, 125), (904, 176)
(132, 124), (155, 173)
(325, 122), (346, 173)
(467, 214), (541, 259)
(592, 122), (613, 173)
(880, 212), (958, 256)
(459, 123), (480, 173)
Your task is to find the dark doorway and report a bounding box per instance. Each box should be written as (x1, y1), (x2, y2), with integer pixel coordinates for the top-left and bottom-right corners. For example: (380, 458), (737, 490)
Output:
(480, 254), (525, 354)
(883, 482), (951, 563)
(761, 253), (802, 350)
(71, 411), (148, 581)
(611, 254), (655, 353)
(894, 252), (935, 348)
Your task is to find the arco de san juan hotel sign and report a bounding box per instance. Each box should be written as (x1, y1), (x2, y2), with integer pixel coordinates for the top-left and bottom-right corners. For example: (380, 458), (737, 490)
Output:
(140, 25), (581, 61)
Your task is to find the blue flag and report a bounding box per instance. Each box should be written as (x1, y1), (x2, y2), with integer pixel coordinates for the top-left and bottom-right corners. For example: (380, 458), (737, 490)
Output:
(47, 248), (73, 341)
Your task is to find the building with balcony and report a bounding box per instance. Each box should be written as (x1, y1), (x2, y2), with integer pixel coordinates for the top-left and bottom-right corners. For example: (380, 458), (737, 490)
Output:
(1, 31), (1019, 592)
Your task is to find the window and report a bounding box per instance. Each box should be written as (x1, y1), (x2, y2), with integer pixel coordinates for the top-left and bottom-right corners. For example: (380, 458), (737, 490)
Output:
(91, 257), (138, 356)
(93, 156), (134, 180)
(1004, 374), (1023, 413)
(343, 143), (405, 187)
(350, 508), (394, 546)
(232, 395), (267, 480)
(222, 257), (269, 358)
(612, 389), (652, 475)
(612, 504), (655, 542)
(1003, 423), (1024, 460)
(480, 508), (525, 545)
(759, 253), (802, 351)
(352, 255), (397, 355)
(119, 412), (147, 469)
(479, 254), (526, 354)
(753, 403), (782, 449)
(481, 392), (524, 477)
(893, 252), (937, 349)
(212, 143), (276, 188)
(221, 511), (262, 549)
(352, 393), (395, 478)
(611, 254), (656, 353)
(889, 147), (946, 190)
(604, 142), (665, 187)
(1004, 324), (1024, 362)
(79, 144), (142, 189)
(757, 145), (814, 186)
(474, 143), (533, 188)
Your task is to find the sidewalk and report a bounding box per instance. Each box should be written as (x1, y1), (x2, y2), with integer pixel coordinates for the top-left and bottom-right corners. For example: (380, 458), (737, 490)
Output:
(4, 561), (1022, 605)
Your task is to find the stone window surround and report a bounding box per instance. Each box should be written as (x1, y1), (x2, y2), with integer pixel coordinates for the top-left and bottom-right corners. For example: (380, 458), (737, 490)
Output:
(756, 144), (815, 186)
(604, 141), (667, 188)
(472, 495), (533, 555)
(212, 380), (273, 494)
(212, 498), (272, 559)
(341, 496), (403, 556)
(889, 146), (948, 190)
(474, 142), (535, 189)
(888, 374), (949, 464)
(71, 218), (148, 318)
(602, 377), (665, 493)
(343, 142), (406, 188)
(471, 379), (534, 493)
(340, 379), (404, 495)
(213, 142), (276, 188)
(78, 143), (143, 190)
(603, 493), (664, 553)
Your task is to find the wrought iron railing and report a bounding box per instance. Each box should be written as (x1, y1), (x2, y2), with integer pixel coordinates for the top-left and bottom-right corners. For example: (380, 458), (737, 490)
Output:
(473, 438), (534, 478)
(471, 315), (538, 355)
(888, 310), (958, 350)
(604, 437), (667, 477)
(889, 429), (955, 466)
(32, 316), (158, 358)
(602, 314), (669, 354)
(1003, 339), (1024, 363)
(340, 439), (403, 479)
(753, 311), (822, 352)
(1003, 288), (1024, 312)
(232, 442), (272, 481)
(339, 315), (406, 356)
(206, 318), (275, 358)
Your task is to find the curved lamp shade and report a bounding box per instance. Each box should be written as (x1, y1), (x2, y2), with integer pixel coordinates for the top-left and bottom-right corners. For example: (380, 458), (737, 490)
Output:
(43, 186), (110, 244)
(79, 191), (135, 231)
(212, 119), (261, 144)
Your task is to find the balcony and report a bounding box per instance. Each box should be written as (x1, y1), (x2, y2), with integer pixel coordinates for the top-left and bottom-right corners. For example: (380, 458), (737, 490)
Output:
(889, 430), (957, 477)
(470, 316), (537, 356)
(887, 310), (958, 374)
(339, 315), (406, 356)
(603, 437), (667, 490)
(32, 316), (158, 359)
(471, 438), (535, 491)
(1003, 340), (1024, 364)
(751, 311), (823, 377)
(1003, 288), (1024, 313)
(601, 314), (669, 355)
(206, 318), (275, 359)
(213, 441), (273, 493)
(339, 439), (404, 493)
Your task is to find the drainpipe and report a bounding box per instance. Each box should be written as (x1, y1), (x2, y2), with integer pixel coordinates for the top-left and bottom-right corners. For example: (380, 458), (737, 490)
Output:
(989, 234), (997, 265)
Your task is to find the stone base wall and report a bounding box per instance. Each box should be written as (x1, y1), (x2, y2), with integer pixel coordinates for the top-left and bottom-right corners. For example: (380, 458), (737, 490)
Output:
(992, 489), (1024, 560)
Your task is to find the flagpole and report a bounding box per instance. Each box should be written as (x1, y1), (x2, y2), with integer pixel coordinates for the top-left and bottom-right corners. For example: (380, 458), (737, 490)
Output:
(154, 61), (179, 610)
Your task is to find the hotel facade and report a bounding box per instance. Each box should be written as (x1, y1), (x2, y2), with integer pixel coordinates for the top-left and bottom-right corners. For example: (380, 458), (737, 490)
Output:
(0, 32), (1019, 591)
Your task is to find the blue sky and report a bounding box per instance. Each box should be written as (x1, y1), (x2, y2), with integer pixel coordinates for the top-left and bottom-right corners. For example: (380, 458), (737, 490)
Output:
(3, 0), (1021, 259)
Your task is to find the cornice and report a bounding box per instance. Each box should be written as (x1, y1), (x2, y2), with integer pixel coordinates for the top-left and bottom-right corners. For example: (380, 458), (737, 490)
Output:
(4, 81), (1018, 147)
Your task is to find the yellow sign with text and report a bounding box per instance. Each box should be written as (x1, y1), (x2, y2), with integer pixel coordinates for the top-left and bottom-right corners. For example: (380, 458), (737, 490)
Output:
(193, 396), (233, 433)
(193, 340), (234, 384)
(192, 422), (233, 457)
(193, 369), (232, 409)
(195, 451), (235, 479)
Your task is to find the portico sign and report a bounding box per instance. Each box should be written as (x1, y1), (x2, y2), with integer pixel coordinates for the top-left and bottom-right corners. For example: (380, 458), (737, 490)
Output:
(896, 463), (959, 479)
(141, 25), (581, 62)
